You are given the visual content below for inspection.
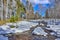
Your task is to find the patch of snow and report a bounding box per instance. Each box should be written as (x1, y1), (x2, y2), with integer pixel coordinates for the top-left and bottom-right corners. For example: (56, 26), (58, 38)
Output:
(0, 35), (8, 40)
(46, 25), (60, 31)
(32, 27), (48, 36)
(50, 32), (56, 36)
(17, 21), (38, 28)
(6, 23), (17, 26)
(55, 38), (60, 40)
(17, 25), (30, 32)
(46, 25), (60, 37)
(11, 27), (30, 33)
(6, 23), (13, 26)
(0, 25), (10, 30)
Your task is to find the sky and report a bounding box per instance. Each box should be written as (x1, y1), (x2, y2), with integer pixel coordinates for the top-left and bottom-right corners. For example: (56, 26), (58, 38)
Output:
(21, 0), (55, 17)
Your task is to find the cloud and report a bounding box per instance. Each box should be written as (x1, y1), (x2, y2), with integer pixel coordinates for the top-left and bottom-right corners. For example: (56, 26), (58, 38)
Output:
(29, 0), (50, 4)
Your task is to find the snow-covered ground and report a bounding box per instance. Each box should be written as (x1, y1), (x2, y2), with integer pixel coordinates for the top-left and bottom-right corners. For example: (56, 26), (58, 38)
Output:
(45, 19), (60, 37)
(55, 38), (60, 40)
(0, 21), (38, 34)
(0, 20), (60, 40)
(0, 35), (8, 40)
(30, 19), (60, 37)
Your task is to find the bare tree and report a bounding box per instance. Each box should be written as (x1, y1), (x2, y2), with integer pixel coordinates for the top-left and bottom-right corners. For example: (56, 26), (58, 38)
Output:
(0, 0), (3, 20)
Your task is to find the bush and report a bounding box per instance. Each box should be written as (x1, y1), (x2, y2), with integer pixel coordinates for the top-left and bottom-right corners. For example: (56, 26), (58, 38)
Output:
(14, 15), (18, 21)
(10, 16), (15, 22)
(10, 25), (15, 28)
(9, 15), (19, 22)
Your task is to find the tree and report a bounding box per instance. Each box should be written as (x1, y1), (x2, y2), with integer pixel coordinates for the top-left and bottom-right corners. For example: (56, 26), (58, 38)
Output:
(16, 0), (26, 18)
(35, 11), (41, 19)
(25, 0), (34, 19)
(0, 0), (3, 20)
(48, 0), (60, 18)
(45, 9), (49, 18)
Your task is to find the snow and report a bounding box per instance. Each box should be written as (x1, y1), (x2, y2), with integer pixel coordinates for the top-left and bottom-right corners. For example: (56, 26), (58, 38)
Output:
(0, 25), (10, 30)
(46, 25), (60, 37)
(0, 35), (8, 40)
(0, 21), (36, 34)
(0, 25), (12, 34)
(50, 32), (56, 36)
(17, 21), (38, 28)
(10, 26), (30, 33)
(10, 28), (24, 33)
(46, 22), (60, 37)
(1, 20), (60, 39)
(55, 38), (60, 40)
(32, 27), (48, 36)
(0, 25), (30, 34)
(6, 23), (17, 26)
(16, 21), (29, 25)
(46, 25), (60, 32)
(47, 19), (60, 25)
(6, 23), (13, 26)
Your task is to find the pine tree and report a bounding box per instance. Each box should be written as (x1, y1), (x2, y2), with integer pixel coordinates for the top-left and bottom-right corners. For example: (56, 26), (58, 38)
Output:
(25, 0), (34, 19)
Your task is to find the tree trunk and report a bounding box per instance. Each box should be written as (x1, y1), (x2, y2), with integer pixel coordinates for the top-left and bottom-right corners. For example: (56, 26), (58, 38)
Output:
(0, 0), (3, 20)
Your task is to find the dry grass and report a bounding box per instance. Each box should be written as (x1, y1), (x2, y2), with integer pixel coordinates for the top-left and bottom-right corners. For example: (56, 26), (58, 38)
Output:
(0, 18), (22, 25)
(0, 20), (6, 25)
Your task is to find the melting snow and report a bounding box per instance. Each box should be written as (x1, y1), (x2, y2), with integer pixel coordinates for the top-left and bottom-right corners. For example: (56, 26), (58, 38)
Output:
(0, 35), (8, 40)
(32, 27), (48, 36)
